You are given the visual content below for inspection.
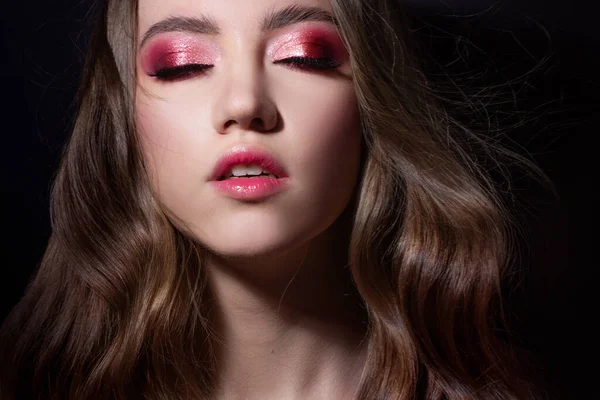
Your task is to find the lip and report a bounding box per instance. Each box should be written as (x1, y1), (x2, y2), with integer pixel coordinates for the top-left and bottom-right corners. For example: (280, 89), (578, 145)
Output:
(209, 146), (290, 201)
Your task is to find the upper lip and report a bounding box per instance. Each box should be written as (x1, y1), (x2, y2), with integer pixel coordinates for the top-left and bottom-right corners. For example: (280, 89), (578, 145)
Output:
(209, 145), (288, 181)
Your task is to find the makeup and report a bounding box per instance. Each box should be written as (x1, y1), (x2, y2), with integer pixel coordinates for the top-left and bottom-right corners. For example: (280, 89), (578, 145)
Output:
(211, 177), (290, 201)
(267, 25), (347, 64)
(140, 34), (219, 76)
(209, 146), (291, 201)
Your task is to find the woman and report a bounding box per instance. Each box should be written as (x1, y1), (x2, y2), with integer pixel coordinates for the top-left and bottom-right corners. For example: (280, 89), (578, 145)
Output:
(0, 0), (546, 398)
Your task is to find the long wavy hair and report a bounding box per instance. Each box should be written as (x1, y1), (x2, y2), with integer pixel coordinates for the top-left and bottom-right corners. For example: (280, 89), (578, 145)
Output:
(1, 0), (545, 398)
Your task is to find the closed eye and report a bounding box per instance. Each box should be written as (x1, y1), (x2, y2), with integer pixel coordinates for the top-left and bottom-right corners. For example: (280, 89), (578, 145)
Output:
(274, 56), (341, 70)
(150, 64), (213, 81)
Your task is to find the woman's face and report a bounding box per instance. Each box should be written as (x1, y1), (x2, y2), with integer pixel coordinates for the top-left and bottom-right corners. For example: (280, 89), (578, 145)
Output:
(135, 0), (361, 257)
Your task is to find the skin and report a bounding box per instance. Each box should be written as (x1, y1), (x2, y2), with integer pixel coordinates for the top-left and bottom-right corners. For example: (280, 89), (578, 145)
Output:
(135, 0), (367, 398)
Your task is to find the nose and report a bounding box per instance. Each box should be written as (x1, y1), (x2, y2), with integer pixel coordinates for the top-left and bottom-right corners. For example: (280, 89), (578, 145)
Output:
(211, 62), (278, 134)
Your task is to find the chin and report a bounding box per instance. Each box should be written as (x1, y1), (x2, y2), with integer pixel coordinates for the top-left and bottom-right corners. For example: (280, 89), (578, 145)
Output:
(198, 223), (300, 260)
(180, 198), (344, 261)
(205, 235), (301, 260)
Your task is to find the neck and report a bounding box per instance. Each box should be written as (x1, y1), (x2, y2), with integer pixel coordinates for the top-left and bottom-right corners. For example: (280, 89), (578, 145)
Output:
(204, 213), (368, 399)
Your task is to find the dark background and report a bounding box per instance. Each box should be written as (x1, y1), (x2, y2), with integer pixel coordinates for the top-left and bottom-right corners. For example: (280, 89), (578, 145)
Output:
(1, 0), (589, 398)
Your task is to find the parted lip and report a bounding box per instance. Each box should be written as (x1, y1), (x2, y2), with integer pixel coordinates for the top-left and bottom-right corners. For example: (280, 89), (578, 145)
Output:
(209, 145), (288, 181)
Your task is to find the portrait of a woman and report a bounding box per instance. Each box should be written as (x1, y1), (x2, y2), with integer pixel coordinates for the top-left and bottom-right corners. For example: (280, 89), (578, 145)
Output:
(0, 0), (558, 398)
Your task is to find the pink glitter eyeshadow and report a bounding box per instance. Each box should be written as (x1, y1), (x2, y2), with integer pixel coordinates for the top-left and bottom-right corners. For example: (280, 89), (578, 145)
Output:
(141, 35), (218, 74)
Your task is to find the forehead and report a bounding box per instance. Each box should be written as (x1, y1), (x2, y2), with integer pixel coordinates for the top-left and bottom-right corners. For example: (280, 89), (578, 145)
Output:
(137, 0), (333, 35)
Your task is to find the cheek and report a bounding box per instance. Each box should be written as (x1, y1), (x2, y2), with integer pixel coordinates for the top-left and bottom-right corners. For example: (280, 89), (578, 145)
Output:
(288, 85), (362, 187)
(135, 99), (219, 240)
(275, 80), (362, 224)
(134, 94), (212, 198)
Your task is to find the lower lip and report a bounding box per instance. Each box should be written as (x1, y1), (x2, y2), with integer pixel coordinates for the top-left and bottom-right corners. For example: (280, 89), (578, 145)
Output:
(210, 176), (290, 200)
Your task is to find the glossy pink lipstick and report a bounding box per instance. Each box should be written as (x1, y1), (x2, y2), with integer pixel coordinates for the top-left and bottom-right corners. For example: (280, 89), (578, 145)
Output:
(209, 146), (290, 201)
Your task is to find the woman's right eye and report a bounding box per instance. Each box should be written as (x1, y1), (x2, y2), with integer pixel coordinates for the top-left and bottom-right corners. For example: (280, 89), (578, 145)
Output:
(150, 64), (213, 81)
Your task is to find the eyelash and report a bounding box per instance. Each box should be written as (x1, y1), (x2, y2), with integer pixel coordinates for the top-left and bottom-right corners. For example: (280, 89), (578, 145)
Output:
(150, 64), (212, 80)
(150, 56), (341, 81)
(274, 56), (341, 70)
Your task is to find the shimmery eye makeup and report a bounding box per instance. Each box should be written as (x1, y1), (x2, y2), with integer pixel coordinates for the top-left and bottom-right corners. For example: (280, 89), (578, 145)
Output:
(139, 24), (348, 81)
(140, 35), (218, 79)
(272, 40), (332, 59)
(267, 26), (348, 67)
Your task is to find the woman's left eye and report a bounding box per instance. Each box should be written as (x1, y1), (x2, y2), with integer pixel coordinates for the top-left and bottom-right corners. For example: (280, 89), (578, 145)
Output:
(274, 56), (341, 70)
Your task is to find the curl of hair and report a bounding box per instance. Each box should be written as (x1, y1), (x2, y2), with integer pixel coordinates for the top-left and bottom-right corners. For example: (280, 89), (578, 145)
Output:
(1, 0), (544, 399)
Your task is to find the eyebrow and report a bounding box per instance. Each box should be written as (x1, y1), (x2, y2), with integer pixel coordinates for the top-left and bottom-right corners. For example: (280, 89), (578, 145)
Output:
(139, 5), (337, 50)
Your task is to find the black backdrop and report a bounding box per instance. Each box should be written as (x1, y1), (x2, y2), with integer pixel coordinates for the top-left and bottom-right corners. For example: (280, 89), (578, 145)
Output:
(1, 1), (589, 398)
